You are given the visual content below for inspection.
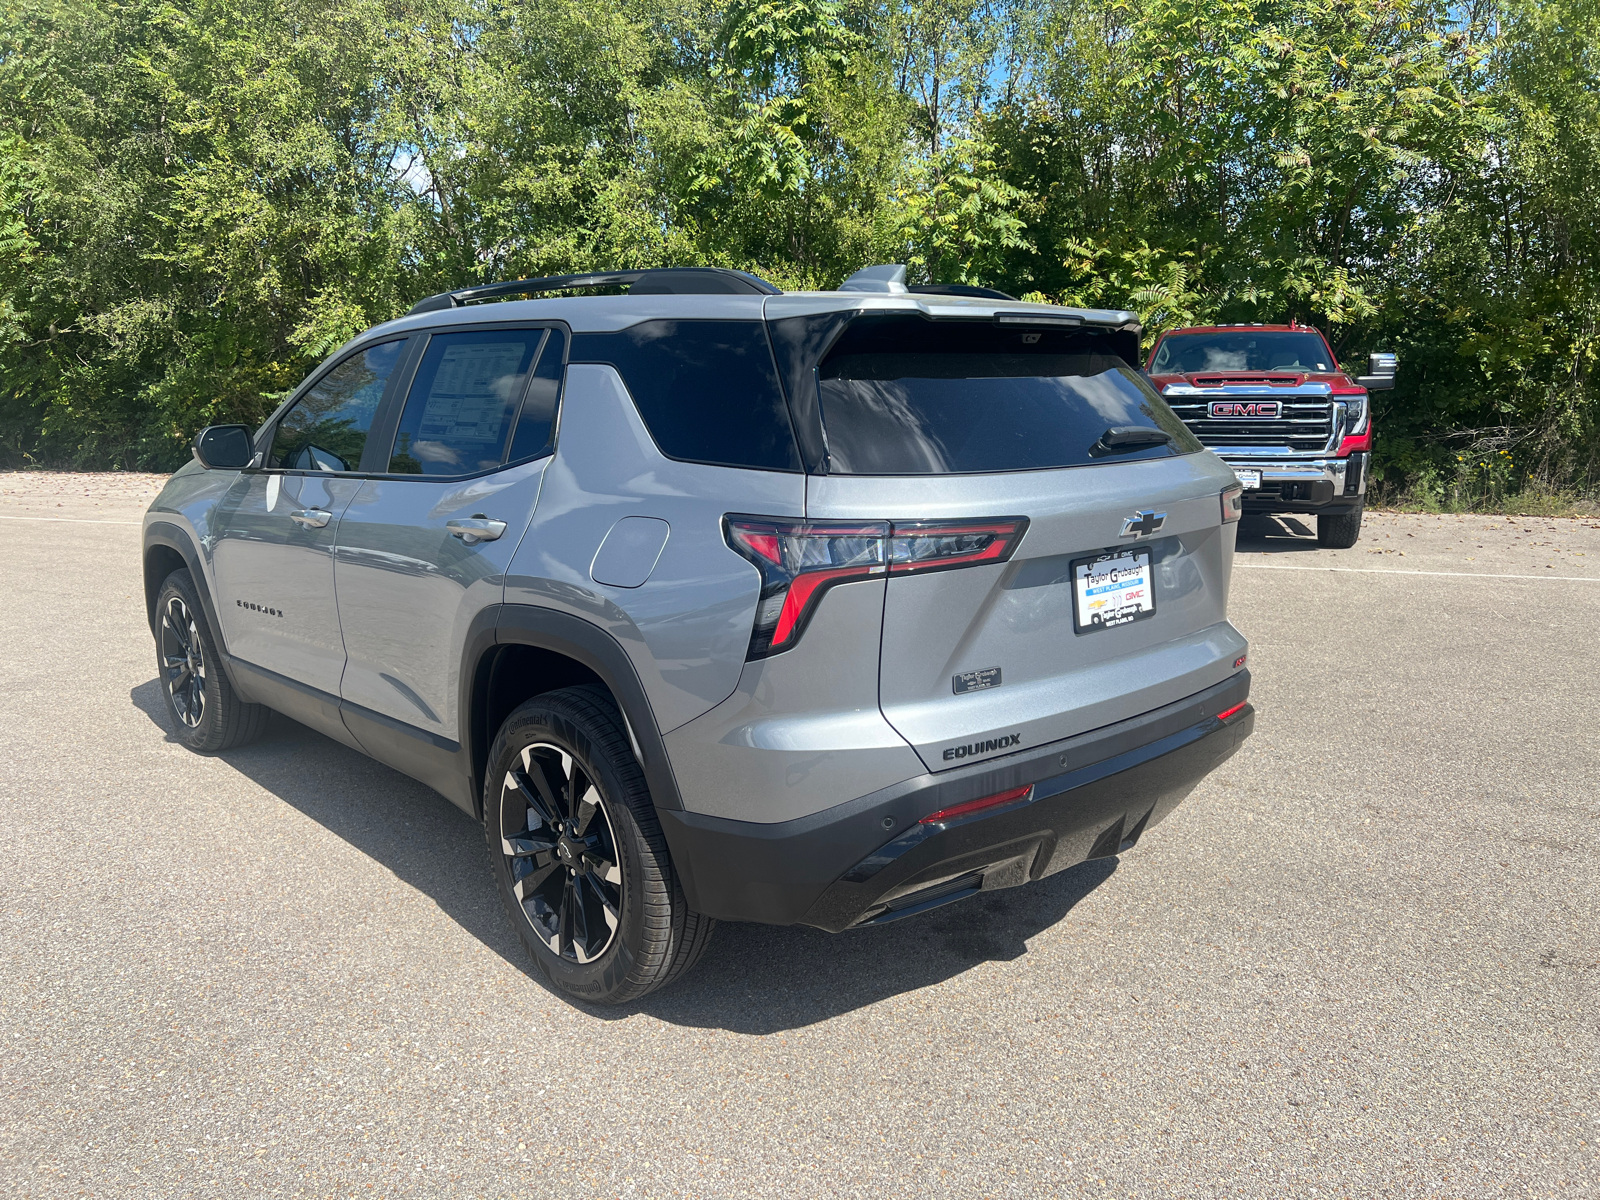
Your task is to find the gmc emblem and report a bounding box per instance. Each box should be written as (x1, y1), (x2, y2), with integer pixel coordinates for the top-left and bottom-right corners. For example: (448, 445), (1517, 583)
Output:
(1208, 400), (1280, 419)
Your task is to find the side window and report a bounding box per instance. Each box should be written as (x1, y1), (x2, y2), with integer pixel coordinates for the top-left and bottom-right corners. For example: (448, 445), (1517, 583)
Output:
(507, 327), (566, 463)
(388, 329), (544, 476)
(270, 339), (408, 471)
(570, 320), (801, 472)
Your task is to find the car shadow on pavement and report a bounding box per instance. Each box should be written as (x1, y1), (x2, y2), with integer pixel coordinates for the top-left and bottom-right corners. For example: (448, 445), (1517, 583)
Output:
(1234, 513), (1321, 553)
(132, 677), (1119, 1034)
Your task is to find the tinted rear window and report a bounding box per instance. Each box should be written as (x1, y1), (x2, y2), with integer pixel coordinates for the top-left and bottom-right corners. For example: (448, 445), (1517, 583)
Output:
(816, 318), (1200, 475)
(1151, 331), (1334, 374)
(570, 320), (800, 472)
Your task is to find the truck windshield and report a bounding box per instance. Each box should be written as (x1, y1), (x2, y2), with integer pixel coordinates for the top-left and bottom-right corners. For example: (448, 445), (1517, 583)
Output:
(1151, 331), (1334, 374)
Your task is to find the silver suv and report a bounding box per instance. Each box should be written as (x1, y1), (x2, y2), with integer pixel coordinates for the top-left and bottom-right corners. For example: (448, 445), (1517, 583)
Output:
(143, 266), (1255, 1004)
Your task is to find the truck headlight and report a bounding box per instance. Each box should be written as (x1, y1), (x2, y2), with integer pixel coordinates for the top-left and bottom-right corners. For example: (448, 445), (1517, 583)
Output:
(1344, 393), (1368, 435)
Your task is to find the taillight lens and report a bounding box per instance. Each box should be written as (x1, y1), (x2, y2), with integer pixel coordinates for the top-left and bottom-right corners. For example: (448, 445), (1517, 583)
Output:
(724, 514), (1029, 658)
(888, 519), (1029, 575)
(1221, 483), (1243, 524)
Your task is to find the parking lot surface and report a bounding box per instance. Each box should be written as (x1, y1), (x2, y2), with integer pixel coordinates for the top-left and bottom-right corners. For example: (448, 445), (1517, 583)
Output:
(2, 473), (1597, 1198)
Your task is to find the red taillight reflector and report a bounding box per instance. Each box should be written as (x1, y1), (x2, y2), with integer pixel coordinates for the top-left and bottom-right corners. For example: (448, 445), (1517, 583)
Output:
(1233, 654), (1247, 668)
(919, 785), (1033, 825)
(1216, 702), (1246, 721)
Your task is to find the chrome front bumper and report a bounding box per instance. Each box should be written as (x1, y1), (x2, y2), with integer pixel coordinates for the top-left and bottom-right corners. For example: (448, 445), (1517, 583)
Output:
(1215, 455), (1367, 496)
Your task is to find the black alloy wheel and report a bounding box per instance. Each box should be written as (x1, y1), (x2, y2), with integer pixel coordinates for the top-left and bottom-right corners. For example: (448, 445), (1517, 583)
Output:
(499, 743), (623, 964)
(153, 568), (269, 753)
(484, 687), (714, 1004)
(160, 593), (208, 730)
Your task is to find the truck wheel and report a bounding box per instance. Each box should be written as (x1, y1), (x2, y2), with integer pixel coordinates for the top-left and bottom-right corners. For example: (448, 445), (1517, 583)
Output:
(155, 568), (269, 752)
(484, 686), (714, 1005)
(1317, 506), (1364, 549)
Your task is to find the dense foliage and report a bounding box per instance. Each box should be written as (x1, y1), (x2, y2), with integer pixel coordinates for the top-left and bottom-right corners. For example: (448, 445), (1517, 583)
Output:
(1, 0), (1596, 495)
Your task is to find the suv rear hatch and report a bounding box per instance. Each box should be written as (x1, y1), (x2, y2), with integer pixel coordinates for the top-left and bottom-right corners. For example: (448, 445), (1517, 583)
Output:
(799, 313), (1248, 773)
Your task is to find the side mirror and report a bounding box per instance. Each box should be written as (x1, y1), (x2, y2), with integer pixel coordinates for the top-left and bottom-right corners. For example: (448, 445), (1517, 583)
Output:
(1357, 351), (1397, 392)
(192, 425), (256, 470)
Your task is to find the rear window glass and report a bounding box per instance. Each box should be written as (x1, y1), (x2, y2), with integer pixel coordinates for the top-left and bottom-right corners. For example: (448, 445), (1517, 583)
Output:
(1150, 331), (1334, 374)
(570, 321), (800, 472)
(816, 318), (1200, 475)
(389, 329), (543, 476)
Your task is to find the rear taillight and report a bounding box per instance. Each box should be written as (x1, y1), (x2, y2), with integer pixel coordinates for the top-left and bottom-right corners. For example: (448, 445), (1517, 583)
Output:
(888, 519), (1029, 575)
(724, 514), (1029, 658)
(1221, 483), (1243, 524)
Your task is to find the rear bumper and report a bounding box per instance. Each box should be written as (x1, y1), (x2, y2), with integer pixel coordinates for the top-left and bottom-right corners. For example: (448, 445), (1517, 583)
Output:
(1223, 454), (1367, 514)
(658, 671), (1253, 931)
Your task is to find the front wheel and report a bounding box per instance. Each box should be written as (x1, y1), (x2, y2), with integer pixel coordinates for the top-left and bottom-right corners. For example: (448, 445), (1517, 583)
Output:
(484, 687), (714, 1004)
(1317, 505), (1364, 549)
(155, 569), (268, 752)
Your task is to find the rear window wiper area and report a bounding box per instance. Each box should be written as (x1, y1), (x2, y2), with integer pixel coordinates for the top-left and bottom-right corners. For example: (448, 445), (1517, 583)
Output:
(1091, 426), (1174, 456)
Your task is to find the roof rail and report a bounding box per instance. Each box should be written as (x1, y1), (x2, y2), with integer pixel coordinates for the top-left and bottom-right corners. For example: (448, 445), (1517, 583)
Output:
(407, 268), (781, 315)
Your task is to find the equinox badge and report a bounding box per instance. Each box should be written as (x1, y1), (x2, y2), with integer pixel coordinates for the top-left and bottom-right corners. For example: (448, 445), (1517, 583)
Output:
(1120, 510), (1166, 538)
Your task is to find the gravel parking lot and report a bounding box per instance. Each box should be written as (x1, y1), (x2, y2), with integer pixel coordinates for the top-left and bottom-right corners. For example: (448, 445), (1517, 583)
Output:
(3, 472), (1598, 1197)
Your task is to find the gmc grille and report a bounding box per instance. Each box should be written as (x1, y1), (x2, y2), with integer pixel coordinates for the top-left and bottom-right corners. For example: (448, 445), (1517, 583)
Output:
(1166, 399), (1334, 453)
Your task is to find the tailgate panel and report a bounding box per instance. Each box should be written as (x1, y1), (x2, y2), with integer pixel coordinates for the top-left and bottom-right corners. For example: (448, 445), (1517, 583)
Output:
(807, 454), (1246, 771)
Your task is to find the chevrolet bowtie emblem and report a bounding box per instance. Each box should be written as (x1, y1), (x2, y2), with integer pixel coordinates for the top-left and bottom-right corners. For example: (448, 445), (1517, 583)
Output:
(1120, 510), (1166, 538)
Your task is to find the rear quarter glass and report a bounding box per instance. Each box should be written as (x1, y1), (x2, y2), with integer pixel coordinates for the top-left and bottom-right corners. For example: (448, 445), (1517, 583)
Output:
(570, 320), (801, 472)
(813, 316), (1199, 475)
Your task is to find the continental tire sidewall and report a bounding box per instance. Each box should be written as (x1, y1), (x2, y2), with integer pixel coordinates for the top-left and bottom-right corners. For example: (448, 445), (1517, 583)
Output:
(485, 700), (656, 1003)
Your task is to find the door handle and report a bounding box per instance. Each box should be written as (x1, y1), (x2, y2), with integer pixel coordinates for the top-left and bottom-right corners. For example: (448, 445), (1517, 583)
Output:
(289, 509), (332, 529)
(446, 517), (508, 546)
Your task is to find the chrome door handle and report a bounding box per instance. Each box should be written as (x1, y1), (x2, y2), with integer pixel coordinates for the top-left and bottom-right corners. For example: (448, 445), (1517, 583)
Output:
(446, 517), (508, 545)
(289, 509), (332, 529)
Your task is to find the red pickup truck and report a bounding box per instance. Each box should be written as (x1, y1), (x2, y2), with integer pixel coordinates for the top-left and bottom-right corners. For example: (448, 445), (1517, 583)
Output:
(1146, 324), (1396, 548)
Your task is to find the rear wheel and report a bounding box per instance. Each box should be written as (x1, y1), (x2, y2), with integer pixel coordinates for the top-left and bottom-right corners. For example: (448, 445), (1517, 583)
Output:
(155, 569), (269, 752)
(484, 687), (714, 1004)
(1317, 505), (1363, 549)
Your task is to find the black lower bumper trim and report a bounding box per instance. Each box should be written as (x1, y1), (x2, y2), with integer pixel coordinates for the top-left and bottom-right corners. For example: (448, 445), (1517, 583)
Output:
(658, 671), (1252, 930)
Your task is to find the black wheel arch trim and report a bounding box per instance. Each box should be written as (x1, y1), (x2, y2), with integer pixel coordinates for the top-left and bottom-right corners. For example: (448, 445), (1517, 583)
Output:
(479, 605), (686, 819)
(143, 520), (245, 693)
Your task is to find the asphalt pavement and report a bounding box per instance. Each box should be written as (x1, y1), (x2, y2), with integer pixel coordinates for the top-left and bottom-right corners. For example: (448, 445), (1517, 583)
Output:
(2, 472), (1597, 1197)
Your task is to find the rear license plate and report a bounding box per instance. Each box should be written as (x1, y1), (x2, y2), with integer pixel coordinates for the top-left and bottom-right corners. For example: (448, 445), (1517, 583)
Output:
(1234, 468), (1262, 489)
(1073, 549), (1155, 633)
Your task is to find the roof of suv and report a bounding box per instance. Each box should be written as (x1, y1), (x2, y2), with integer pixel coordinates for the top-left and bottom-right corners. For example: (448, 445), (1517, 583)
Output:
(363, 291), (1140, 342)
(359, 266), (1139, 348)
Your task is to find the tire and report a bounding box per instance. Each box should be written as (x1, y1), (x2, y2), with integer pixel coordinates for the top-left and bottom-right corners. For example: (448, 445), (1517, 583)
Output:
(154, 568), (269, 752)
(484, 686), (715, 1005)
(1317, 505), (1364, 549)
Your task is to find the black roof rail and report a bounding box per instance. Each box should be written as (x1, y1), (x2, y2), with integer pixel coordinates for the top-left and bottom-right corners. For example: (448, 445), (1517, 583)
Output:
(908, 283), (1019, 301)
(407, 268), (782, 315)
